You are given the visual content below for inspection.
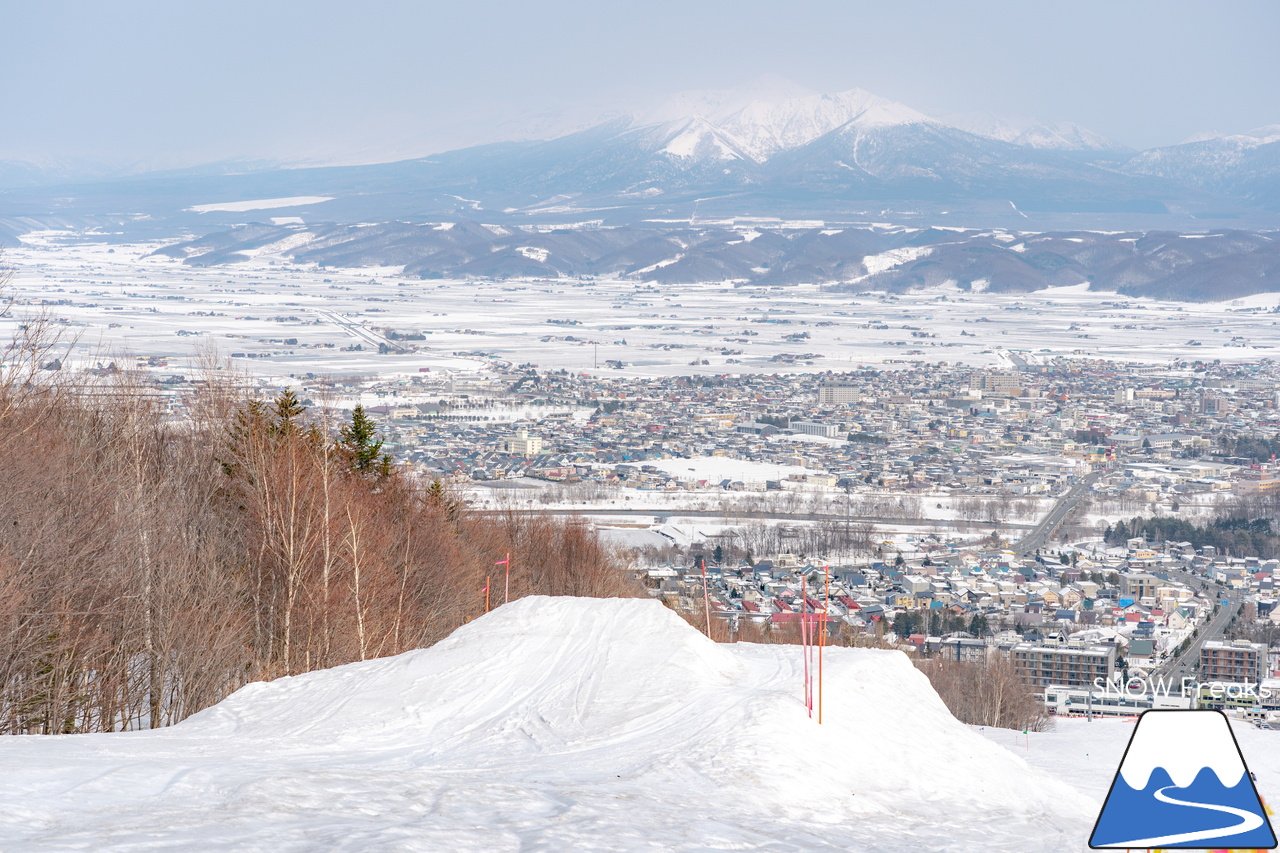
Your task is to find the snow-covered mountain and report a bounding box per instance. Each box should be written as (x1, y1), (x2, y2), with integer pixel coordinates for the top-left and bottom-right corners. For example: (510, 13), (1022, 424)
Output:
(628, 82), (1121, 167)
(1123, 125), (1280, 209)
(462, 81), (1163, 214)
(641, 84), (932, 164)
(1, 80), (1276, 232)
(936, 112), (1129, 152)
(1182, 125), (1280, 147)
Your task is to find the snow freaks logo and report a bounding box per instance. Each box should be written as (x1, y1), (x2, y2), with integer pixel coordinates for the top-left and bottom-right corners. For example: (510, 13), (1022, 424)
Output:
(1089, 710), (1277, 849)
(1094, 672), (1274, 701)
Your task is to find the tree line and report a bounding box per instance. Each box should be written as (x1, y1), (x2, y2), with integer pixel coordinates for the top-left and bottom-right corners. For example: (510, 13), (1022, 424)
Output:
(0, 360), (636, 735)
(1104, 514), (1280, 559)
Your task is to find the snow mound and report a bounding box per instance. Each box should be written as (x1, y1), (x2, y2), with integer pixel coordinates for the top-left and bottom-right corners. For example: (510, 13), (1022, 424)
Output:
(0, 596), (1098, 851)
(186, 596), (740, 750)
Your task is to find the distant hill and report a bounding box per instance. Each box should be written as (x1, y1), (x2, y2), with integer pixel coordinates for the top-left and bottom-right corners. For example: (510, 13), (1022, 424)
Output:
(1123, 126), (1280, 210)
(154, 221), (1280, 302)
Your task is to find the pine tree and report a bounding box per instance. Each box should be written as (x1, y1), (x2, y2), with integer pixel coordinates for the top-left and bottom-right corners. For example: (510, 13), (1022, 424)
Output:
(272, 389), (306, 435)
(339, 405), (391, 476)
(424, 478), (458, 518)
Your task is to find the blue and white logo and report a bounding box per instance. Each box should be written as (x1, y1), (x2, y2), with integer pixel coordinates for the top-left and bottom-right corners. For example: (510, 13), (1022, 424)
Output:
(1090, 709), (1276, 849)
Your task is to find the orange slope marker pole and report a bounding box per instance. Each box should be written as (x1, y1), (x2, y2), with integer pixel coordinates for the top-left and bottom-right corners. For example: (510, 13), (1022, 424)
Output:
(484, 575), (491, 614)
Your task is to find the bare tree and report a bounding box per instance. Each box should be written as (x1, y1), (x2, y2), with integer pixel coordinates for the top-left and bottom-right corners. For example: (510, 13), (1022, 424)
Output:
(915, 655), (1048, 731)
(0, 359), (642, 736)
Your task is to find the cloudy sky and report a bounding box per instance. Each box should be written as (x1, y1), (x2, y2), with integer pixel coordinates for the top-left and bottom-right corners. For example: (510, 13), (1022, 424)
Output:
(5, 0), (1278, 168)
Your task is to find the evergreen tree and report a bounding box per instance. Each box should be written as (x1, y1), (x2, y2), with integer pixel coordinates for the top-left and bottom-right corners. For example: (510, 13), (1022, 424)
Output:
(339, 405), (392, 476)
(425, 478), (448, 506)
(969, 614), (989, 636)
(272, 388), (306, 435)
(712, 544), (724, 565)
(424, 478), (460, 518)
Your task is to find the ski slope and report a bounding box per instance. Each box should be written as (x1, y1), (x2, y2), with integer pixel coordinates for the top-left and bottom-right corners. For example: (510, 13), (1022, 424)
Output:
(1, 597), (1104, 851)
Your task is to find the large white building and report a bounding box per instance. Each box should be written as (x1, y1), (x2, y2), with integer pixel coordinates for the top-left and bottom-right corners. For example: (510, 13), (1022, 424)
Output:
(818, 382), (859, 405)
(791, 420), (839, 438)
(504, 428), (543, 457)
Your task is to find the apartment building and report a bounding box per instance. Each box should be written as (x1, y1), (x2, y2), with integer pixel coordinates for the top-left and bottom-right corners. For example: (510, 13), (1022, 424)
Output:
(1012, 643), (1117, 688)
(503, 428), (543, 457)
(1199, 639), (1267, 684)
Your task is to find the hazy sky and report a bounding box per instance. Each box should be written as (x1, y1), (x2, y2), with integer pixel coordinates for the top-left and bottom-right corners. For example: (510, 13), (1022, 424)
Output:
(5, 0), (1279, 167)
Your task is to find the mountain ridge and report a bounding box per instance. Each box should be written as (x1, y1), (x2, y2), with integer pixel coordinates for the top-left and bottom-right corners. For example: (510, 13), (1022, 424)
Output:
(150, 220), (1280, 302)
(1, 82), (1277, 238)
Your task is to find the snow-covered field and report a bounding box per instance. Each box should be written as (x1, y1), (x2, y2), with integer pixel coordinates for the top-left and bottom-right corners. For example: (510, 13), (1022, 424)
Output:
(7, 596), (1271, 852)
(641, 455), (810, 483)
(469, 479), (1049, 548)
(5, 237), (1280, 382)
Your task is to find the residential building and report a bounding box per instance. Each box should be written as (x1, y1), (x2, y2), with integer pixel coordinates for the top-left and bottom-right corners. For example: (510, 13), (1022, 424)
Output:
(504, 428), (543, 457)
(819, 382), (859, 405)
(1012, 643), (1116, 688)
(1199, 639), (1267, 684)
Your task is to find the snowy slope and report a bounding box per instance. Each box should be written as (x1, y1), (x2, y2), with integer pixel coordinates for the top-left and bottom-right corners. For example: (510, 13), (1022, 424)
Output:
(643, 84), (931, 164)
(712, 89), (930, 163)
(936, 112), (1128, 152)
(0, 596), (1098, 852)
(1124, 126), (1280, 208)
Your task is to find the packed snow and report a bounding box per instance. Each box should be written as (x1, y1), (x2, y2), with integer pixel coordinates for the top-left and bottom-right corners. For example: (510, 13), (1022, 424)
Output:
(0, 596), (1116, 851)
(642, 455), (809, 484)
(859, 245), (933, 275)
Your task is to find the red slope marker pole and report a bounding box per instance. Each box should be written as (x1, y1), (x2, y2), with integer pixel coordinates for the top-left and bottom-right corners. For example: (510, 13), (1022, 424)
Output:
(801, 584), (811, 717)
(497, 554), (510, 605)
(820, 564), (829, 725)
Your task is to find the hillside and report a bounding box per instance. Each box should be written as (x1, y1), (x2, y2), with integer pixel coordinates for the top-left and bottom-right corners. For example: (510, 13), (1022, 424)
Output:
(0, 596), (1099, 851)
(153, 220), (1280, 301)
